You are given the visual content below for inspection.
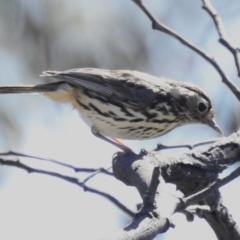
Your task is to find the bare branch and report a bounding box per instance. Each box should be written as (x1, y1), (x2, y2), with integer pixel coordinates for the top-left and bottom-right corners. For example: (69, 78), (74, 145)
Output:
(108, 131), (240, 239)
(0, 151), (113, 176)
(154, 137), (222, 151)
(0, 157), (134, 217)
(131, 0), (240, 101)
(182, 165), (240, 208)
(202, 0), (240, 77)
(141, 167), (160, 211)
(81, 167), (112, 185)
(83, 185), (135, 217)
(1, 132), (240, 239)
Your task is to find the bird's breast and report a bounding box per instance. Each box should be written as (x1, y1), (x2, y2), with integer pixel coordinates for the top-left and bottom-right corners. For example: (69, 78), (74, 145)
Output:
(72, 91), (182, 140)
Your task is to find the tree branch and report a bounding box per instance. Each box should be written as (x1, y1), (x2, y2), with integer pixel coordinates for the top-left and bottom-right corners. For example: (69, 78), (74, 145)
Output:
(202, 0), (240, 77)
(131, 0), (240, 101)
(183, 165), (240, 207)
(0, 151), (113, 176)
(1, 132), (240, 239)
(103, 130), (240, 239)
(154, 137), (222, 151)
(0, 157), (134, 217)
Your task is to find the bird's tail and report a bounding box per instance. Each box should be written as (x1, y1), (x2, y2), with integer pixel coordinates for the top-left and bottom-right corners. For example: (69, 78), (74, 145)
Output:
(0, 81), (76, 104)
(0, 82), (62, 94)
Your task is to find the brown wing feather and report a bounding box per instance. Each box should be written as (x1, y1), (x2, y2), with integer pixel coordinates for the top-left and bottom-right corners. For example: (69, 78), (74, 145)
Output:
(41, 68), (162, 109)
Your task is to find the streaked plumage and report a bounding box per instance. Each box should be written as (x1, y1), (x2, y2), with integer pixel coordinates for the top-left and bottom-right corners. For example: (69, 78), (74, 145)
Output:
(0, 68), (221, 149)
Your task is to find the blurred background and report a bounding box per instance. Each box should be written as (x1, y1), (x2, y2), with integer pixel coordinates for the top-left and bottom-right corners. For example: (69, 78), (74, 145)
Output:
(0, 0), (239, 239)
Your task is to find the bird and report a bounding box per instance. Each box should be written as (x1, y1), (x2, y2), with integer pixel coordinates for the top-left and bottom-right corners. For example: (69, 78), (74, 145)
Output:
(0, 68), (222, 151)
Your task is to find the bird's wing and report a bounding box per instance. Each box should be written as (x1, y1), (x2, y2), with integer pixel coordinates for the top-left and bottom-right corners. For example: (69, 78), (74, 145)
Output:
(41, 68), (166, 109)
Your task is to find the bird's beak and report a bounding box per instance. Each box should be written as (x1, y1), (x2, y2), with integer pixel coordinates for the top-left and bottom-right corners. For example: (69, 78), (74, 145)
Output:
(205, 118), (223, 135)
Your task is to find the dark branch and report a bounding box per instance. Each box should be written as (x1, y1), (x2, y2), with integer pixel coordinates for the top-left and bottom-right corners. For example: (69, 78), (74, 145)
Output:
(154, 137), (222, 151)
(131, 0), (240, 101)
(82, 185), (135, 217)
(0, 151), (113, 176)
(202, 0), (240, 77)
(107, 131), (240, 239)
(0, 157), (134, 217)
(141, 167), (160, 210)
(81, 167), (112, 185)
(182, 165), (240, 208)
(1, 132), (240, 239)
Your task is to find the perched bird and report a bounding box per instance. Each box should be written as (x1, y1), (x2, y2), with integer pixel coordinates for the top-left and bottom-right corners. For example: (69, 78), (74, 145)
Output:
(0, 68), (221, 151)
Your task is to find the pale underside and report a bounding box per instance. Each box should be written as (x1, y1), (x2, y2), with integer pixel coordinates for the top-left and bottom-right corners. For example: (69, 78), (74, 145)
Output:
(0, 68), (218, 139)
(39, 68), (214, 140)
(43, 83), (188, 140)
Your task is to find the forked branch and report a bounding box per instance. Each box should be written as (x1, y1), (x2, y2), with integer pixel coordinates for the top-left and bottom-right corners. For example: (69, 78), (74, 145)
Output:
(106, 130), (240, 239)
(0, 156), (134, 217)
(131, 0), (240, 101)
(202, 0), (240, 77)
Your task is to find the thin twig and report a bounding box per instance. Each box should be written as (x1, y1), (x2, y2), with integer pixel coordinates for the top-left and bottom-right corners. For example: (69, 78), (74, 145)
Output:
(131, 0), (240, 101)
(0, 157), (134, 217)
(0, 151), (113, 176)
(154, 137), (221, 151)
(202, 0), (240, 77)
(83, 185), (135, 217)
(81, 167), (112, 185)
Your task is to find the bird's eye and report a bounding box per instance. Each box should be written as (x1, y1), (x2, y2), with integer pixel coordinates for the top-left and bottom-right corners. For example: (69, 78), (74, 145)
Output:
(197, 101), (207, 113)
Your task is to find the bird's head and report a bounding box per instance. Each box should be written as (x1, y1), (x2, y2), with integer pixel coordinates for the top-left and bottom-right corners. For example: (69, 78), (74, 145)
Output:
(169, 82), (222, 135)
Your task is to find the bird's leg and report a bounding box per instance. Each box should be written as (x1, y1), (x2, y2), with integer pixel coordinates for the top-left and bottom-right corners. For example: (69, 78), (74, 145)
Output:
(91, 127), (132, 152)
